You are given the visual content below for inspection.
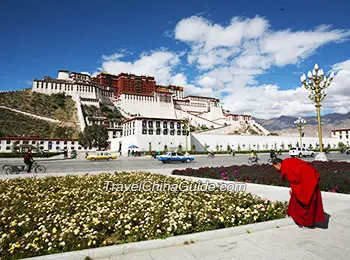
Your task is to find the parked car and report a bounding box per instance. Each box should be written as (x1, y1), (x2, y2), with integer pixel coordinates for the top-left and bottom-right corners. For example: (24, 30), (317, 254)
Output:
(86, 152), (117, 161)
(289, 147), (314, 158)
(346, 149), (350, 155)
(157, 152), (194, 163)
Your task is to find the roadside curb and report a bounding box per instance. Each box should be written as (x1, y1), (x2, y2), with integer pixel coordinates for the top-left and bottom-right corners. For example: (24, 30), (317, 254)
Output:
(24, 217), (293, 260)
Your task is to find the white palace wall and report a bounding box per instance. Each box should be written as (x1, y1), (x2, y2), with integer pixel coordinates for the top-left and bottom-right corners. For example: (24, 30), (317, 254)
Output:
(119, 94), (176, 118)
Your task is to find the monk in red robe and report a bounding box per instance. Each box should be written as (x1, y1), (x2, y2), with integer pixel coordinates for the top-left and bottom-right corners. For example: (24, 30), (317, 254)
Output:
(272, 157), (326, 228)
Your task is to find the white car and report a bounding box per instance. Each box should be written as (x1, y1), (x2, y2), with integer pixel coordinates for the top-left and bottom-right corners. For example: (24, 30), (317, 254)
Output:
(289, 147), (314, 158)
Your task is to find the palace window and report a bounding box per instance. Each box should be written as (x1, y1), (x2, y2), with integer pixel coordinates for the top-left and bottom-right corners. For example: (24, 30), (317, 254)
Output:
(163, 129), (168, 135)
(148, 129), (154, 135)
(156, 121), (160, 128)
(142, 120), (147, 127)
(142, 128), (147, 135)
(56, 141), (60, 144)
(156, 129), (161, 135)
(148, 121), (153, 128)
(182, 130), (187, 136)
(177, 130), (181, 135)
(170, 130), (175, 136)
(177, 122), (181, 129)
(170, 122), (174, 129)
(163, 122), (167, 128)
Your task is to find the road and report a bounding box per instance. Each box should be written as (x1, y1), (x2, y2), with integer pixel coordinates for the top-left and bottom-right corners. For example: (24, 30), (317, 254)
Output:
(1, 152), (349, 175)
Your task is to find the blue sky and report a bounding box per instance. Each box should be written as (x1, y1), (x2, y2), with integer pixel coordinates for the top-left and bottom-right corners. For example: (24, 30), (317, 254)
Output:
(1, 0), (350, 118)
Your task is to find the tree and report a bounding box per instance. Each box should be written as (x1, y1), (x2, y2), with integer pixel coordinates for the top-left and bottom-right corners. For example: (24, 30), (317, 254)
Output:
(78, 124), (108, 150)
(226, 144), (231, 152)
(338, 142), (346, 150)
(191, 144), (196, 152)
(216, 144), (220, 151)
(11, 141), (20, 154)
(177, 144), (183, 153)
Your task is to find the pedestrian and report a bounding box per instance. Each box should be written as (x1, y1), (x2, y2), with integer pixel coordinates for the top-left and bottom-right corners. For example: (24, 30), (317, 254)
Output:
(63, 149), (68, 159)
(24, 149), (34, 173)
(272, 157), (326, 228)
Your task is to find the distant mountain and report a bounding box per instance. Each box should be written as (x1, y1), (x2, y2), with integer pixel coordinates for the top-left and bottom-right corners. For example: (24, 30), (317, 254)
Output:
(254, 112), (350, 137)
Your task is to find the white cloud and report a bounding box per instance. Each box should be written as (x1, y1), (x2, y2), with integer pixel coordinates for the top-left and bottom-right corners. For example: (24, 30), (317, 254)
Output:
(101, 53), (125, 61)
(94, 15), (350, 119)
(260, 27), (350, 66)
(175, 15), (269, 50)
(324, 59), (350, 108)
(172, 15), (350, 118)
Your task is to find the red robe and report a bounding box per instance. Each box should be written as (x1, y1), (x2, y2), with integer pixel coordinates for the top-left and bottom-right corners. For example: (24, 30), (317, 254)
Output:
(280, 158), (325, 226)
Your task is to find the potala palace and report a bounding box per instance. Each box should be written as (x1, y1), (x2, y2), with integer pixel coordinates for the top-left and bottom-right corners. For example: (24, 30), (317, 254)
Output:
(30, 70), (341, 154)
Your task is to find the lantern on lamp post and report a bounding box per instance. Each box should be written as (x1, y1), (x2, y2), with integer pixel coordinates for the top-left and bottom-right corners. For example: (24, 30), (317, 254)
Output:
(300, 64), (335, 161)
(294, 117), (306, 148)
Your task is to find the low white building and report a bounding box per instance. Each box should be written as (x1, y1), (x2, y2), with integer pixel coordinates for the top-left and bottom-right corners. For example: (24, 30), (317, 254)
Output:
(191, 133), (341, 152)
(0, 136), (84, 153)
(110, 117), (189, 155)
(331, 128), (349, 146)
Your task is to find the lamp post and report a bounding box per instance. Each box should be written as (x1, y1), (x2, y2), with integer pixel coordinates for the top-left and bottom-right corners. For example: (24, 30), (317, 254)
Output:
(294, 117), (306, 148)
(300, 63), (335, 161)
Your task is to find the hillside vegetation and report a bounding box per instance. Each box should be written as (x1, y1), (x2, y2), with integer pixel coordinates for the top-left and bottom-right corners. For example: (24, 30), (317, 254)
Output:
(82, 103), (124, 121)
(0, 89), (78, 123)
(0, 108), (78, 138)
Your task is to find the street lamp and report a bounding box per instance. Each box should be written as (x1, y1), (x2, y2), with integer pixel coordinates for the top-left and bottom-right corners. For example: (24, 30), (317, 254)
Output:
(300, 63), (335, 161)
(294, 117), (306, 147)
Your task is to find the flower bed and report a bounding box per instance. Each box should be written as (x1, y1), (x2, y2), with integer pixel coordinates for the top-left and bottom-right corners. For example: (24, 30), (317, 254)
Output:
(172, 161), (350, 194)
(0, 172), (287, 259)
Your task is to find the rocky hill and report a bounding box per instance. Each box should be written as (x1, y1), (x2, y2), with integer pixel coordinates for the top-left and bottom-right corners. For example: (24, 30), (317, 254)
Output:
(0, 90), (80, 138)
(254, 112), (350, 137)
